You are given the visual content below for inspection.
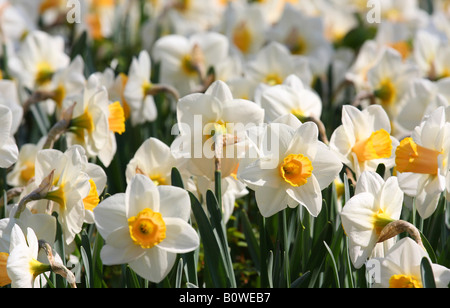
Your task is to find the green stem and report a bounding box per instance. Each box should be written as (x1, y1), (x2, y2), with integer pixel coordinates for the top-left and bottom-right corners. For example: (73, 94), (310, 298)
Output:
(281, 209), (291, 287)
(259, 214), (269, 287)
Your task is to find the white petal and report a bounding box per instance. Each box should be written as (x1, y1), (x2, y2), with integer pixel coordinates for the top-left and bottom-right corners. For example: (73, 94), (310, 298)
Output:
(157, 217), (199, 253)
(286, 174), (322, 217)
(94, 193), (127, 239)
(254, 185), (289, 217)
(129, 247), (177, 283)
(126, 174), (160, 217)
(157, 185), (191, 221)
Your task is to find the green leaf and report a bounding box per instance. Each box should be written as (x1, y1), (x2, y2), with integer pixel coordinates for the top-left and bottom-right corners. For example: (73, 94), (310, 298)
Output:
(189, 192), (230, 287)
(420, 257), (436, 288)
(175, 258), (184, 288)
(239, 208), (261, 271)
(324, 241), (340, 288)
(80, 246), (91, 288)
(171, 167), (184, 189)
(290, 271), (311, 288)
(420, 231), (438, 264)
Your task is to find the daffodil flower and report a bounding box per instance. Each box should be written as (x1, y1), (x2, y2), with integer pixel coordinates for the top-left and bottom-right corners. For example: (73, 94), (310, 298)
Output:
(238, 120), (342, 217)
(367, 48), (420, 127)
(123, 50), (157, 126)
(395, 106), (450, 219)
(267, 4), (333, 77)
(33, 146), (92, 244)
(221, 3), (266, 57)
(6, 138), (45, 187)
(153, 32), (230, 96)
(126, 137), (179, 186)
(260, 74), (322, 123)
(244, 41), (313, 90)
(8, 30), (70, 91)
(0, 105), (19, 169)
(65, 74), (125, 167)
(0, 205), (56, 254)
(172, 80), (265, 180)
(0, 79), (23, 135)
(94, 174), (200, 283)
(370, 237), (450, 288)
(329, 104), (399, 179)
(340, 171), (403, 269)
(6, 225), (51, 288)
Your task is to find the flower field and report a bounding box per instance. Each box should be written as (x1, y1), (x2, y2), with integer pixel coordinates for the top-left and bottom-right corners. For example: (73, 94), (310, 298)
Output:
(0, 0), (450, 289)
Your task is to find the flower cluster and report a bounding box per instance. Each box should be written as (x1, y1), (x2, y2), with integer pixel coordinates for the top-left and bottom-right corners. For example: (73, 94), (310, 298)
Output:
(0, 0), (450, 289)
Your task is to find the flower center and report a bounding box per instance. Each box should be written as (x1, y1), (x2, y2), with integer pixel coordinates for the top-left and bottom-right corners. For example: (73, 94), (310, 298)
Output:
(83, 179), (100, 212)
(71, 109), (94, 133)
(389, 274), (422, 288)
(372, 208), (395, 236)
(29, 258), (51, 279)
(264, 73), (283, 86)
(285, 28), (308, 55)
(35, 61), (54, 86)
(181, 54), (199, 76)
(352, 129), (392, 162)
(150, 174), (167, 186)
(20, 161), (35, 184)
(279, 154), (313, 187)
(141, 80), (152, 97)
(374, 79), (397, 106)
(128, 208), (166, 249)
(53, 84), (66, 109)
(233, 21), (252, 54)
(45, 182), (66, 209)
(387, 41), (411, 60)
(108, 101), (126, 135)
(395, 137), (441, 175)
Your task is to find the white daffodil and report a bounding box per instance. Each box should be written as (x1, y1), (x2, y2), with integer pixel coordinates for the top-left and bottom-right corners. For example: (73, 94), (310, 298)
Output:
(123, 50), (157, 126)
(164, 0), (224, 36)
(6, 141), (42, 187)
(267, 4), (333, 77)
(329, 105), (399, 179)
(0, 205), (56, 254)
(0, 0), (35, 45)
(340, 171), (403, 269)
(65, 74), (125, 167)
(395, 78), (449, 136)
(171, 80), (265, 181)
(247, 0), (286, 24)
(395, 106), (450, 219)
(152, 31), (230, 96)
(371, 237), (450, 288)
(6, 225), (51, 288)
(413, 29), (450, 80)
(33, 146), (92, 245)
(8, 30), (70, 91)
(238, 120), (342, 218)
(80, 152), (107, 225)
(0, 105), (18, 169)
(94, 174), (200, 283)
(48, 55), (86, 115)
(81, 0), (116, 40)
(126, 137), (179, 186)
(259, 74), (322, 123)
(0, 79), (23, 135)
(374, 21), (414, 61)
(366, 48), (420, 127)
(345, 40), (383, 93)
(220, 2), (267, 57)
(244, 41), (313, 91)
